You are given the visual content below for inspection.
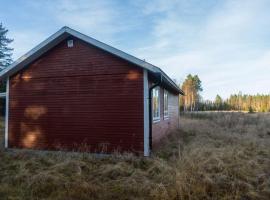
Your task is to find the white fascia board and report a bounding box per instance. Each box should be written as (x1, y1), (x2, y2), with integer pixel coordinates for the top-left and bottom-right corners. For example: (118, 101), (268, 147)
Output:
(0, 26), (181, 93)
(0, 27), (68, 78)
(66, 27), (159, 73)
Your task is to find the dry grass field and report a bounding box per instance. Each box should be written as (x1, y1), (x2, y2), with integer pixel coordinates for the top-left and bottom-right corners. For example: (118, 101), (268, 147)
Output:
(0, 112), (269, 200)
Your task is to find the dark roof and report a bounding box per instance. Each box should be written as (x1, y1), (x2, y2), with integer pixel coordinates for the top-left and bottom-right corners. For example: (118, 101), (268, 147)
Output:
(0, 26), (183, 94)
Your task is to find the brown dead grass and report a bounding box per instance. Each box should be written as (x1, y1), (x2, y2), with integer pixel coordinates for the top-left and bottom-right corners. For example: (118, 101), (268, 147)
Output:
(0, 112), (269, 200)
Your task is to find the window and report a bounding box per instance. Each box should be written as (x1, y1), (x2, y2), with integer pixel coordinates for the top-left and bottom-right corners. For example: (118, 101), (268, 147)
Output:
(152, 87), (160, 121)
(164, 90), (169, 118)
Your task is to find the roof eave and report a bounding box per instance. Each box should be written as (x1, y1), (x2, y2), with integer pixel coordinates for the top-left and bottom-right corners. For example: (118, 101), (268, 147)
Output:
(0, 26), (182, 94)
(0, 27), (69, 79)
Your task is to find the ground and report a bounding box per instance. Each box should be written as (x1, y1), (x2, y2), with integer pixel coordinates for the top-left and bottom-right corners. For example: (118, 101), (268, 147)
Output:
(0, 112), (270, 200)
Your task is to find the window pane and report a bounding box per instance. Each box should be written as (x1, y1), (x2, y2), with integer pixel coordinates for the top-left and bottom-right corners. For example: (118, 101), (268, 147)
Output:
(164, 90), (169, 118)
(152, 87), (160, 120)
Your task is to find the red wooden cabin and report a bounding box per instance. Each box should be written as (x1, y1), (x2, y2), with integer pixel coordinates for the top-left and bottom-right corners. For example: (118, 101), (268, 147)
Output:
(0, 27), (183, 156)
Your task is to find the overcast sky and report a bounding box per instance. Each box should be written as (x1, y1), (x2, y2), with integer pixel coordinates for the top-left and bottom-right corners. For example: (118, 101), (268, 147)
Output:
(1, 0), (269, 100)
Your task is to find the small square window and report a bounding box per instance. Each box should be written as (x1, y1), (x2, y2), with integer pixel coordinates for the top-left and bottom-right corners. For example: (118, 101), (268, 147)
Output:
(67, 39), (74, 48)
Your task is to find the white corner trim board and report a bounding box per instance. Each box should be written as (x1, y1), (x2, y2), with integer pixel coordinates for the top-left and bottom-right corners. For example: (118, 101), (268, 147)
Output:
(143, 70), (150, 156)
(4, 77), (9, 148)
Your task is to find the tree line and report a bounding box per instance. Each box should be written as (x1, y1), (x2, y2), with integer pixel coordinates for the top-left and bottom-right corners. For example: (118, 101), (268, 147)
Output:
(180, 74), (270, 112)
(201, 93), (270, 112)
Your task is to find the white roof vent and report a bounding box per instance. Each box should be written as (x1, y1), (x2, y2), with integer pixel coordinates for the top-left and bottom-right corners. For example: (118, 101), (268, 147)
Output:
(67, 39), (74, 48)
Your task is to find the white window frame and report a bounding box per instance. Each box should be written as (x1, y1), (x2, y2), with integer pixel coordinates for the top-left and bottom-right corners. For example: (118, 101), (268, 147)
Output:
(164, 89), (169, 119)
(152, 87), (160, 122)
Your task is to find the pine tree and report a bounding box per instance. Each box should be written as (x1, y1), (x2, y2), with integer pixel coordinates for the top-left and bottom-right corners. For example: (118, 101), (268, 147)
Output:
(180, 74), (203, 111)
(0, 23), (13, 70)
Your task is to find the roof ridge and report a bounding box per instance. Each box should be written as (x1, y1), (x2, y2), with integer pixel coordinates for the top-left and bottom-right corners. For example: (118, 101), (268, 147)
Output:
(0, 26), (183, 94)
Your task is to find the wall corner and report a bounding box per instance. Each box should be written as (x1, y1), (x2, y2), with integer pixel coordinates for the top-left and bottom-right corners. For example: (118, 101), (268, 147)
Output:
(143, 70), (150, 156)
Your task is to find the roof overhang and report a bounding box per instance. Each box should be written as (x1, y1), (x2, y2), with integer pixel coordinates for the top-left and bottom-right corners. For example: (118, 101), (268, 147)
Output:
(0, 26), (184, 94)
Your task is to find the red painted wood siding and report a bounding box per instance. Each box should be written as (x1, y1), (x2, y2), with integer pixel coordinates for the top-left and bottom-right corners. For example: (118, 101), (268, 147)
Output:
(151, 85), (179, 147)
(8, 37), (144, 153)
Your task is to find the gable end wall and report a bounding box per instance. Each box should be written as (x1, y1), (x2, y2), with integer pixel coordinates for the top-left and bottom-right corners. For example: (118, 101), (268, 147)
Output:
(8, 37), (144, 153)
